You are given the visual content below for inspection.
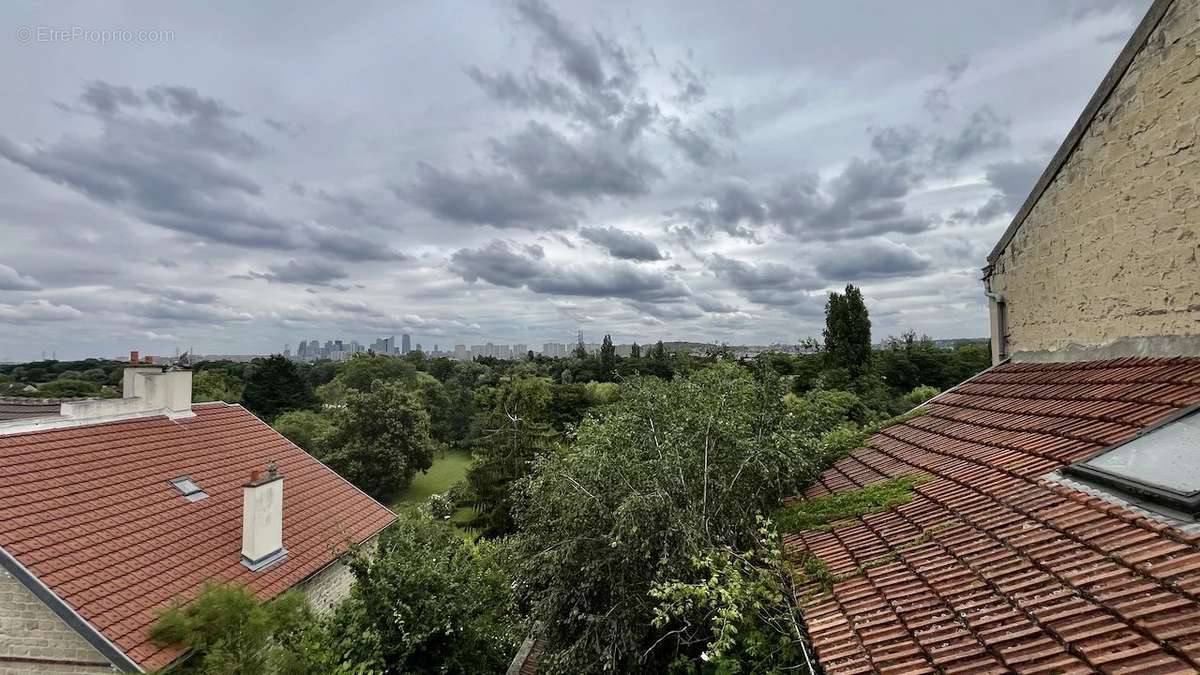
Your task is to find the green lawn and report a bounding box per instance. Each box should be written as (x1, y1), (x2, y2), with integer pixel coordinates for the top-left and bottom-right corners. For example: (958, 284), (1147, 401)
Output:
(390, 449), (473, 510)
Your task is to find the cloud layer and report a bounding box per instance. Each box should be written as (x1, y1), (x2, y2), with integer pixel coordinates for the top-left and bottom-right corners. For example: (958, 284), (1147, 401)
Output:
(0, 0), (1151, 359)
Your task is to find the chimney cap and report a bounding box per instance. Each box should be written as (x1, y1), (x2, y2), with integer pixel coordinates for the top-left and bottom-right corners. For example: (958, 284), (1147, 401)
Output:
(245, 462), (282, 487)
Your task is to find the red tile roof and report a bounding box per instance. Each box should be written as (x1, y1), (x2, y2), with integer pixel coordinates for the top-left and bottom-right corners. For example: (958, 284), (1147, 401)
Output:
(789, 357), (1200, 674)
(0, 402), (395, 671)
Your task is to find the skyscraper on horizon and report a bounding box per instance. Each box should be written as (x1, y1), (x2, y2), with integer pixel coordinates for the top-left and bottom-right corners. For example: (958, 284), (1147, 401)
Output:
(401, 333), (411, 355)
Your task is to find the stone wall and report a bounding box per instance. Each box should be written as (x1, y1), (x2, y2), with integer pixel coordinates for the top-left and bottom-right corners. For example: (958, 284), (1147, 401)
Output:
(295, 534), (379, 617)
(0, 568), (113, 674)
(987, 0), (1200, 361)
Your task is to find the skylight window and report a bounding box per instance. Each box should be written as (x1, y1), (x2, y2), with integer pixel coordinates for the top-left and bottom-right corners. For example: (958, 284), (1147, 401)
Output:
(1065, 406), (1200, 519)
(169, 476), (208, 502)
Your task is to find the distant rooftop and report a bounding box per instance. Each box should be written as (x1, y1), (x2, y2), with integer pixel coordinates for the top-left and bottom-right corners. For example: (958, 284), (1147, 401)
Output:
(0, 397), (75, 421)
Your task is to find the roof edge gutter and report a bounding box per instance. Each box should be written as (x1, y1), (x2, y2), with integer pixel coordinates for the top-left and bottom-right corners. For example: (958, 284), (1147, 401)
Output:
(986, 0), (1176, 265)
(0, 545), (144, 673)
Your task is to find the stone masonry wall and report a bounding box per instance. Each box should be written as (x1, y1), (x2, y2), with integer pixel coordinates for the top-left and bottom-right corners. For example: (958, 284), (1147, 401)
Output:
(295, 534), (379, 618)
(989, 0), (1200, 360)
(0, 568), (114, 675)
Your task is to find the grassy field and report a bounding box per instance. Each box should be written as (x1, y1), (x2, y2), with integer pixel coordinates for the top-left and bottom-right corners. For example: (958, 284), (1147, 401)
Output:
(390, 449), (473, 510)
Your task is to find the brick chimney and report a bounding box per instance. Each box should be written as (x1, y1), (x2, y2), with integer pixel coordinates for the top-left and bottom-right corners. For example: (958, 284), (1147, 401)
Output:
(241, 462), (287, 571)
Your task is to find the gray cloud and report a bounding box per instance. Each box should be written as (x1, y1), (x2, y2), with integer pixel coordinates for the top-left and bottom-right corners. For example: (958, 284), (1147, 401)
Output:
(665, 117), (728, 167)
(706, 253), (822, 307)
(628, 300), (704, 320)
(405, 162), (578, 230)
(246, 259), (350, 287)
(922, 58), (969, 120)
(983, 159), (1044, 210)
(489, 122), (662, 199)
(671, 62), (708, 105)
(0, 81), (405, 262)
(129, 298), (253, 324)
(0, 300), (82, 323)
(0, 1), (1142, 358)
(0, 264), (41, 291)
(870, 125), (923, 162)
(671, 157), (933, 243)
(775, 159), (932, 240)
(955, 157), (1046, 224)
(450, 240), (688, 302)
(695, 295), (739, 313)
(467, 0), (640, 132)
(140, 285), (219, 304)
(579, 226), (666, 261)
(263, 117), (304, 138)
(671, 180), (767, 240)
(815, 239), (931, 280)
(932, 106), (1011, 166)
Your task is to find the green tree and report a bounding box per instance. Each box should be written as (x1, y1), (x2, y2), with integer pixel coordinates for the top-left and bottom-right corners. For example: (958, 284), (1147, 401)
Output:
(512, 363), (811, 672)
(34, 379), (101, 397)
(573, 335), (588, 359)
(242, 356), (317, 420)
(651, 340), (667, 360)
(630, 342), (640, 358)
(335, 353), (415, 392)
(271, 410), (333, 455)
(321, 381), (435, 500)
(467, 376), (558, 535)
(650, 518), (811, 672)
(192, 370), (245, 403)
(823, 284), (872, 379)
(327, 515), (521, 674)
(599, 334), (616, 379)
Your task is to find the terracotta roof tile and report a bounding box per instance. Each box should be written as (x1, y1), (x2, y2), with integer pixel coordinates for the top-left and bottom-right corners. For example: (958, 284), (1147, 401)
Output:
(0, 402), (395, 671)
(791, 357), (1200, 673)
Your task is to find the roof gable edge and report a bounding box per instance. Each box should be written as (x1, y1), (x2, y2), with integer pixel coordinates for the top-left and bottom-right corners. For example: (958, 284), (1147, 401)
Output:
(985, 0), (1176, 267)
(0, 544), (144, 672)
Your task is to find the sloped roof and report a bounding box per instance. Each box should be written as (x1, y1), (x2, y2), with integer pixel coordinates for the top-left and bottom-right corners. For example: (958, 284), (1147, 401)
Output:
(790, 357), (1200, 673)
(0, 396), (67, 421)
(0, 402), (395, 671)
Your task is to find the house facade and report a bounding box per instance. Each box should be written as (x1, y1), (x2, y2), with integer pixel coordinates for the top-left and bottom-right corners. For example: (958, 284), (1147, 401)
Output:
(0, 356), (394, 673)
(983, 0), (1200, 364)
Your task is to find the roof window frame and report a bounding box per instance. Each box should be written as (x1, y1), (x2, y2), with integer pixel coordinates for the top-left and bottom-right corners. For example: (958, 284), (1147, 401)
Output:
(168, 475), (208, 501)
(1064, 402), (1200, 519)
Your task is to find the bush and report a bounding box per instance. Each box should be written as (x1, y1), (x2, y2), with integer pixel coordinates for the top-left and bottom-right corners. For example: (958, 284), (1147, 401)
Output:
(902, 385), (940, 409)
(328, 514), (521, 674)
(149, 582), (366, 674)
(424, 493), (455, 519)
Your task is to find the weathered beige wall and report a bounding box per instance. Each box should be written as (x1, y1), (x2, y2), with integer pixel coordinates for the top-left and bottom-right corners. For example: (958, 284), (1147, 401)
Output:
(295, 534), (379, 617)
(0, 568), (114, 674)
(988, 0), (1200, 361)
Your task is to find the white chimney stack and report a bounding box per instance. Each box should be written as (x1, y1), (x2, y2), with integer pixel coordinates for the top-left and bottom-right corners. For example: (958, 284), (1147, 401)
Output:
(241, 462), (287, 571)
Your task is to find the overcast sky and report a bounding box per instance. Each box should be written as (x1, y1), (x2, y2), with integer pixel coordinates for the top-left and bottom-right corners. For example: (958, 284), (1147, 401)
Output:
(0, 0), (1151, 360)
